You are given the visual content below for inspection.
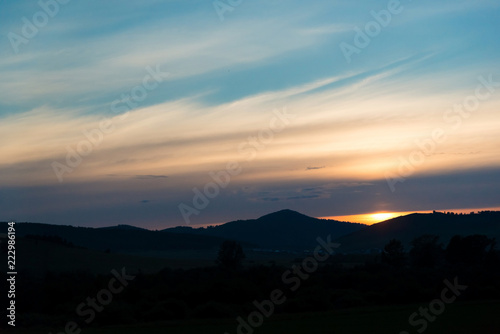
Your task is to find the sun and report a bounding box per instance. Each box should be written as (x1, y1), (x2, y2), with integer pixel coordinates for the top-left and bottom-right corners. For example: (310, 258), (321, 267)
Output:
(319, 211), (404, 225)
(370, 212), (396, 222)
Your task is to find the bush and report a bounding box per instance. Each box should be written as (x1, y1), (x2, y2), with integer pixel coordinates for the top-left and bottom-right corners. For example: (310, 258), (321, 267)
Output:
(192, 301), (237, 319)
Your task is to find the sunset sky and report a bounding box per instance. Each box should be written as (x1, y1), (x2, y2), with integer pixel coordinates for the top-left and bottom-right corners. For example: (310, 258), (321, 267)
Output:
(1, 0), (499, 228)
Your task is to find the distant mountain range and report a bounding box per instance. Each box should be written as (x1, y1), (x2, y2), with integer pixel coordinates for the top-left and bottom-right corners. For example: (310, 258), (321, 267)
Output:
(164, 209), (364, 250)
(335, 211), (500, 252)
(2, 209), (499, 253)
(0, 222), (227, 252)
(99, 224), (148, 231)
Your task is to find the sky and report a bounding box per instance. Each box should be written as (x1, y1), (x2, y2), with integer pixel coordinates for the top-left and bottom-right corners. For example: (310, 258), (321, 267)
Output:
(1, 0), (499, 229)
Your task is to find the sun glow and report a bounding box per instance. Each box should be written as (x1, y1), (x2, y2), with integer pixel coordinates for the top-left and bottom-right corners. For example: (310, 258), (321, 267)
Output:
(370, 212), (397, 222)
(319, 207), (500, 226)
(319, 211), (427, 225)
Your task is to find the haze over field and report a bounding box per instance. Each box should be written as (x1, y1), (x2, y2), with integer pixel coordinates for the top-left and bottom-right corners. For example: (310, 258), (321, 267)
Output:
(1, 0), (499, 228)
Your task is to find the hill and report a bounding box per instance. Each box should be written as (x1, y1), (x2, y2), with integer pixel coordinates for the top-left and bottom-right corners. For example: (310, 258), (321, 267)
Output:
(0, 222), (229, 252)
(335, 211), (500, 252)
(4, 210), (497, 255)
(164, 209), (365, 250)
(98, 224), (148, 231)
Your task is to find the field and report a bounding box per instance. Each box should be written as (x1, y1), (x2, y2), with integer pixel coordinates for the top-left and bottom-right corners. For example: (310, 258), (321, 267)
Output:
(13, 237), (326, 275)
(13, 237), (192, 275)
(12, 300), (500, 334)
(8, 237), (500, 334)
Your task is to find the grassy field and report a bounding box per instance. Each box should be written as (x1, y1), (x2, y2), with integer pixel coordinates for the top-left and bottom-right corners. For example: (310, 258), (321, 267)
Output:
(12, 238), (311, 275)
(10, 236), (376, 277)
(8, 238), (500, 333)
(13, 238), (186, 275)
(12, 300), (500, 334)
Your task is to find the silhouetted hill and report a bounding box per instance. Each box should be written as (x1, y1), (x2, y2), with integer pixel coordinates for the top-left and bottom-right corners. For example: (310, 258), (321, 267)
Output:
(4, 210), (497, 255)
(336, 211), (500, 252)
(164, 209), (365, 250)
(99, 224), (148, 231)
(0, 222), (229, 252)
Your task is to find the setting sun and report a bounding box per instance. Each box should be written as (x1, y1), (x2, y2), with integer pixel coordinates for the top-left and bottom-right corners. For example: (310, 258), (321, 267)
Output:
(370, 213), (397, 222)
(321, 207), (500, 226)
(319, 211), (428, 225)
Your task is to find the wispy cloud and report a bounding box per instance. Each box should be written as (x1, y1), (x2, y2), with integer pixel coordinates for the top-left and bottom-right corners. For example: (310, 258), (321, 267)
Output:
(0, 0), (499, 227)
(306, 166), (325, 171)
(134, 175), (168, 180)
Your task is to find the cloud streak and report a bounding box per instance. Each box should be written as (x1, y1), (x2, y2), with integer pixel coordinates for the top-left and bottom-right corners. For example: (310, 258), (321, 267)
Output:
(0, 0), (499, 227)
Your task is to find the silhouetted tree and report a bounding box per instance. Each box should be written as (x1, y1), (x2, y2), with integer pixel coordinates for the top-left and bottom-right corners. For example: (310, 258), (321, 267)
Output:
(446, 235), (495, 265)
(409, 234), (444, 268)
(381, 239), (406, 268)
(216, 240), (245, 269)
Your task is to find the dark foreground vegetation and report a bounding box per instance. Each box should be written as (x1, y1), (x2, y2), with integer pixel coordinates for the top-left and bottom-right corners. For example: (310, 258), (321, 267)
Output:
(2, 233), (499, 332)
(11, 302), (500, 334)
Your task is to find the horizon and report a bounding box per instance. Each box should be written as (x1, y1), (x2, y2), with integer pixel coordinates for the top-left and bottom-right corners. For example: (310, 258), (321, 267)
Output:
(6, 207), (500, 231)
(1, 1), (499, 228)
(3, 2), (500, 333)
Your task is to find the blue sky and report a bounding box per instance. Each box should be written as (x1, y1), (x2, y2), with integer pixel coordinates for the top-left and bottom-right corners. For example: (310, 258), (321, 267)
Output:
(1, 0), (499, 228)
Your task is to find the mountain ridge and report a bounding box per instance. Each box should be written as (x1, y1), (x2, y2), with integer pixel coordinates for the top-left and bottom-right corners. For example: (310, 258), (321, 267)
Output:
(335, 211), (500, 252)
(163, 209), (365, 250)
(2, 210), (499, 253)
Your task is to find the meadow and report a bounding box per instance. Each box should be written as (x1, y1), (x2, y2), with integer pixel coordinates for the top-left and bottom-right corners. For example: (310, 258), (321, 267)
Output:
(12, 301), (500, 334)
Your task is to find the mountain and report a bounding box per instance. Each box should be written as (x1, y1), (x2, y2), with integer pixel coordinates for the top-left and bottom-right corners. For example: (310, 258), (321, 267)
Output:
(5, 210), (497, 255)
(99, 224), (148, 231)
(0, 222), (229, 252)
(164, 209), (365, 250)
(335, 211), (500, 253)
